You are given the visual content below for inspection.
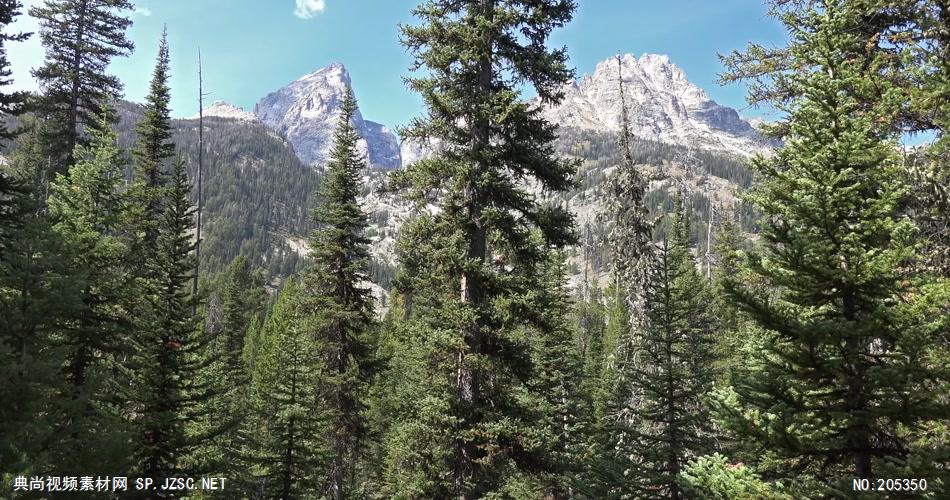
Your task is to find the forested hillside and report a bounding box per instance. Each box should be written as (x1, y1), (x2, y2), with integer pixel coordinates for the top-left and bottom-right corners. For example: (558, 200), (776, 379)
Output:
(1, 0), (948, 499)
(553, 126), (760, 278)
(109, 101), (761, 292)
(116, 100), (321, 277)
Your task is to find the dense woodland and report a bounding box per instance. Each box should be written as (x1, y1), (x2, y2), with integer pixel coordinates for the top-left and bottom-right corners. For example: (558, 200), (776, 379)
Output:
(1, 0), (949, 499)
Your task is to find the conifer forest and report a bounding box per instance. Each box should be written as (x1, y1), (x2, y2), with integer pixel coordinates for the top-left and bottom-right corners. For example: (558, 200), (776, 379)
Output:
(0, 0), (949, 498)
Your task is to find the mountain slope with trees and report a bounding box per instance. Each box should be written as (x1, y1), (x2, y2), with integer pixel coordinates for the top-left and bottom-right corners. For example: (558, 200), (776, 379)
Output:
(0, 0), (947, 498)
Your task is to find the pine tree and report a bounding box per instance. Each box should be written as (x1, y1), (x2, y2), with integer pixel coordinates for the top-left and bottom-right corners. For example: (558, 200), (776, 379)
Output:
(591, 53), (662, 499)
(248, 279), (329, 499)
(386, 1), (577, 495)
(622, 195), (716, 499)
(0, 119), (74, 478)
(30, 0), (133, 171)
(130, 26), (174, 251)
(526, 249), (589, 498)
(242, 305), (267, 378)
(679, 454), (793, 500)
(580, 279), (633, 498)
(176, 255), (266, 494)
(575, 272), (608, 414)
(297, 86), (377, 500)
(717, 1), (950, 493)
(126, 157), (211, 482)
(603, 54), (656, 326)
(903, 0), (950, 278)
(46, 106), (133, 472)
(721, 0), (950, 276)
(207, 254), (266, 464)
(216, 256), (265, 386)
(709, 205), (744, 382)
(0, 0), (29, 143)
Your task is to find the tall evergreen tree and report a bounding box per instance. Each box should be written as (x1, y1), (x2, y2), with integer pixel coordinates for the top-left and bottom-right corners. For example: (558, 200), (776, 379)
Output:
(721, 0), (950, 276)
(0, 0), (29, 143)
(386, 1), (577, 495)
(590, 53), (662, 499)
(580, 279), (633, 498)
(0, 119), (74, 478)
(215, 255), (265, 385)
(526, 249), (588, 499)
(709, 205), (745, 382)
(716, 1), (950, 493)
(622, 195), (716, 499)
(298, 86), (376, 500)
(46, 106), (133, 472)
(603, 54), (656, 326)
(131, 26), (174, 251)
(575, 273), (607, 374)
(903, 0), (950, 277)
(126, 157), (210, 482)
(30, 0), (133, 171)
(248, 279), (329, 499)
(197, 254), (266, 479)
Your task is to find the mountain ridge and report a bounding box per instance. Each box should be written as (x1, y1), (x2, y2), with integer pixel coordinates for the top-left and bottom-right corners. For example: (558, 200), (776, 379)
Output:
(164, 55), (763, 293)
(533, 53), (773, 158)
(196, 54), (771, 170)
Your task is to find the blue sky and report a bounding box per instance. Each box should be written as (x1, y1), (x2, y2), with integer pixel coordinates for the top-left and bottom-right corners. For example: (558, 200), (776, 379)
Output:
(9, 0), (788, 128)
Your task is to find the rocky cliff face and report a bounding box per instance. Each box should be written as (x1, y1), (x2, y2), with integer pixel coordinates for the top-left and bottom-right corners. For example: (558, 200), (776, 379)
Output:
(253, 63), (401, 169)
(534, 53), (771, 157)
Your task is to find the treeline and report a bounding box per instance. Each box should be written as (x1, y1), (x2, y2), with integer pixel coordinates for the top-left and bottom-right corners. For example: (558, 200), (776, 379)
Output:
(1, 1), (949, 500)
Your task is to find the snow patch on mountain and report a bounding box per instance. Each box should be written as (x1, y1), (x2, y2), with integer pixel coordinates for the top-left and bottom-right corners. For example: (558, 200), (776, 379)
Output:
(193, 101), (258, 122)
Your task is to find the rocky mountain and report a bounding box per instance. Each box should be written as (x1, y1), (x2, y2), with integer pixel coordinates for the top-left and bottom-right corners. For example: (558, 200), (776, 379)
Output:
(114, 54), (764, 299)
(253, 63), (401, 170)
(192, 101), (258, 122)
(534, 53), (772, 158)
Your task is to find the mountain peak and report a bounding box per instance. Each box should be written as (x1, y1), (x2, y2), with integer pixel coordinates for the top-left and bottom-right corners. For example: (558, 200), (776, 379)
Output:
(638, 52), (670, 64)
(192, 100), (258, 122)
(539, 53), (769, 157)
(294, 62), (350, 86)
(253, 63), (400, 169)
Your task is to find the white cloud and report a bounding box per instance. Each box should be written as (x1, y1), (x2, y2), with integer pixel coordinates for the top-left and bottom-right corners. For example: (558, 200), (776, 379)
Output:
(294, 0), (326, 19)
(133, 7), (153, 17)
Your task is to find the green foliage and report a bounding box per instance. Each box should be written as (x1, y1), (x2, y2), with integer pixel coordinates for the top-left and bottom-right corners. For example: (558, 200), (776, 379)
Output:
(718, 1), (950, 494)
(196, 255), (268, 480)
(525, 250), (590, 497)
(129, 28), (174, 253)
(248, 280), (330, 499)
(2, 1), (948, 495)
(384, 0), (579, 495)
(126, 158), (210, 479)
(709, 205), (756, 384)
(30, 0), (133, 171)
(107, 93), (319, 279)
(0, 0), (29, 143)
(566, 125), (759, 261)
(679, 454), (792, 500)
(298, 86), (379, 499)
(615, 197), (717, 499)
(46, 108), (134, 473)
(0, 119), (75, 479)
(575, 272), (607, 393)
